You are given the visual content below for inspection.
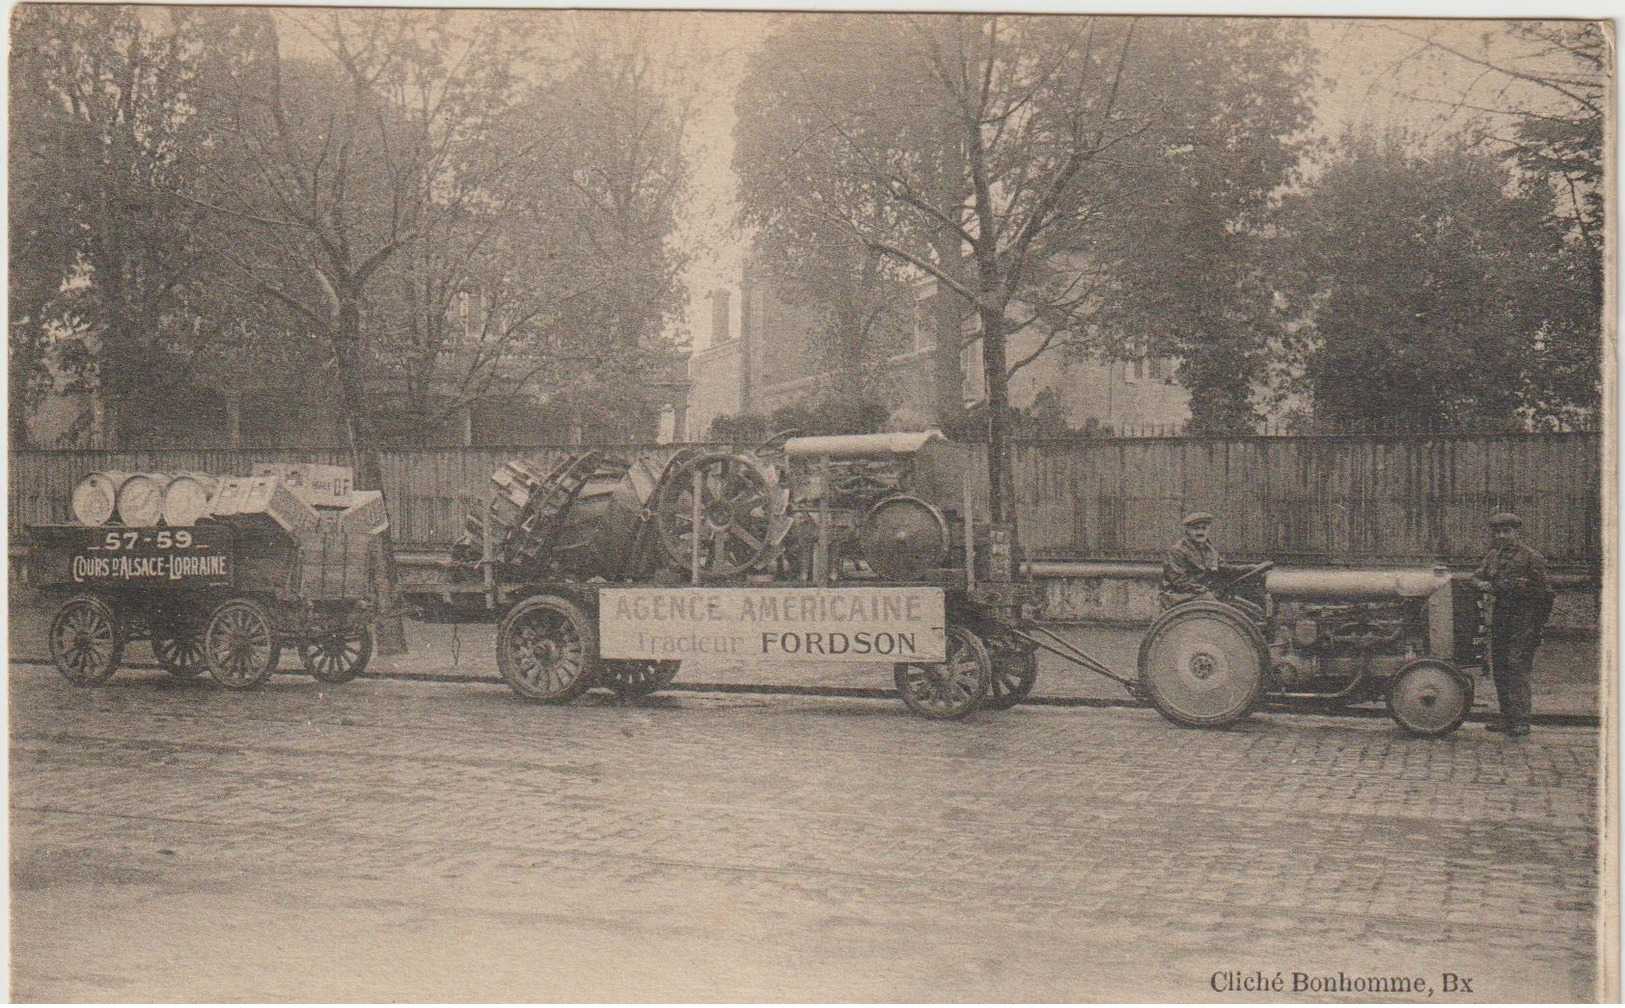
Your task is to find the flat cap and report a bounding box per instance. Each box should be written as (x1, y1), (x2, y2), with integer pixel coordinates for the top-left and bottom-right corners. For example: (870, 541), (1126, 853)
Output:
(1489, 512), (1522, 529)
(1182, 511), (1215, 527)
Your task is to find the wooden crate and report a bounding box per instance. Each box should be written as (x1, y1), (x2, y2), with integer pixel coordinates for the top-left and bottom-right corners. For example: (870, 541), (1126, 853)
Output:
(253, 463), (355, 508)
(212, 476), (320, 533)
(294, 514), (374, 600)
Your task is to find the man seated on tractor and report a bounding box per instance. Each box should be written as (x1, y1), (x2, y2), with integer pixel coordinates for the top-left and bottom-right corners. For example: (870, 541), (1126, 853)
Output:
(1160, 512), (1223, 609)
(1159, 511), (1269, 618)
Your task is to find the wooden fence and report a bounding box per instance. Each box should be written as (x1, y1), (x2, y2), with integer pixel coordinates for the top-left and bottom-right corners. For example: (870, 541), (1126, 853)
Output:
(8, 433), (1603, 567)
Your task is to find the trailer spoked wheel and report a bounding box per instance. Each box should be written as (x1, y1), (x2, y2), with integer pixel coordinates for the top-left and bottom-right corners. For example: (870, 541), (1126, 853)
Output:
(152, 630), (207, 679)
(1387, 659), (1472, 737)
(894, 626), (989, 720)
(151, 607), (208, 679)
(1138, 600), (1267, 728)
(600, 660), (680, 698)
(498, 595), (599, 703)
(49, 594), (125, 687)
(300, 625), (374, 684)
(204, 598), (281, 690)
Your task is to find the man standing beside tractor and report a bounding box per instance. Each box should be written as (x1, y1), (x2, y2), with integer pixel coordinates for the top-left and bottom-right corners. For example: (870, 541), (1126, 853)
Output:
(1471, 512), (1554, 738)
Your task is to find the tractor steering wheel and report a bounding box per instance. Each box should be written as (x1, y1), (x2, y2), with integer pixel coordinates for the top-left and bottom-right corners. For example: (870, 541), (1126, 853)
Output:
(1227, 560), (1275, 585)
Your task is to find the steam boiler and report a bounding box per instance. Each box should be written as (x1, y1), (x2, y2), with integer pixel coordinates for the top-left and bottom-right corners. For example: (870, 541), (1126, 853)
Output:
(1138, 564), (1485, 736)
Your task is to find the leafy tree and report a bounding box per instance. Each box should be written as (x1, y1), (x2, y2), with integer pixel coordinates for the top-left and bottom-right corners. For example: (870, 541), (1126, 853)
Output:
(1370, 20), (1605, 423)
(8, 5), (226, 446)
(368, 12), (692, 444)
(1275, 132), (1567, 429)
(734, 14), (1315, 524)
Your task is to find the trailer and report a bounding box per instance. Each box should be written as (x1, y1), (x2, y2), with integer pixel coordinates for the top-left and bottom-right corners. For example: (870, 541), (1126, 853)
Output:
(401, 433), (1044, 719)
(26, 484), (385, 690)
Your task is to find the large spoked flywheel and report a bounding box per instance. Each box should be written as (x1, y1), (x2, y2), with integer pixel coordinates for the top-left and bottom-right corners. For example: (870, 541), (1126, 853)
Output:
(1138, 600), (1266, 728)
(655, 450), (789, 581)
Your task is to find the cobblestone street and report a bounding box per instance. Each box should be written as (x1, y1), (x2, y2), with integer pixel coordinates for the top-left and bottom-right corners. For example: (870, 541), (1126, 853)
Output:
(9, 657), (1603, 1002)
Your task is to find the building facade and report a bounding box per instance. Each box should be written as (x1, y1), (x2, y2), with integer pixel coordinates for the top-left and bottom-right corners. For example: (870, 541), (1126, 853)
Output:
(686, 253), (1190, 439)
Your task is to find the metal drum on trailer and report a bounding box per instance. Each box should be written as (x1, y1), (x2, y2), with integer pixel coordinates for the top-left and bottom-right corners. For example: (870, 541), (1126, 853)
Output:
(115, 472), (175, 528)
(71, 471), (131, 527)
(161, 472), (220, 528)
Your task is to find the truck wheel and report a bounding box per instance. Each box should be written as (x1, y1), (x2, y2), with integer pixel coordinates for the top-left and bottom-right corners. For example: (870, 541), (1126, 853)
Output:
(601, 660), (680, 698)
(894, 626), (989, 720)
(300, 625), (374, 684)
(1138, 600), (1267, 728)
(1387, 659), (1472, 737)
(49, 595), (125, 687)
(204, 598), (281, 690)
(983, 632), (1038, 710)
(497, 595), (599, 703)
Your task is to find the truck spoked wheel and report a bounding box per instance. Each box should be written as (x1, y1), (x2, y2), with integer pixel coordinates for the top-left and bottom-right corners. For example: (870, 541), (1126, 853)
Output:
(600, 660), (680, 698)
(1387, 659), (1472, 737)
(204, 598), (281, 690)
(982, 633), (1038, 710)
(300, 625), (374, 684)
(894, 626), (989, 720)
(497, 595), (599, 703)
(1138, 600), (1266, 728)
(48, 595), (125, 687)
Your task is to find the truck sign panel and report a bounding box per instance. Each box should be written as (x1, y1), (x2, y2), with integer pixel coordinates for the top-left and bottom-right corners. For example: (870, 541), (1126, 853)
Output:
(598, 586), (946, 663)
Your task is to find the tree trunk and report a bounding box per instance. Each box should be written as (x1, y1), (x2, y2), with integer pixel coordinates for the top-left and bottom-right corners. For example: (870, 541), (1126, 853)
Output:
(978, 305), (1014, 526)
(331, 295), (407, 656)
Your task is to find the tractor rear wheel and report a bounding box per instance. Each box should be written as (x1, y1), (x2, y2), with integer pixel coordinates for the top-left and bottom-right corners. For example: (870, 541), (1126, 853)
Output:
(1138, 600), (1267, 728)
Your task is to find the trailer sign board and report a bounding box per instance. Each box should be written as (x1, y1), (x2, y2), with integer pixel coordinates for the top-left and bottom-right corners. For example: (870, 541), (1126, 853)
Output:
(27, 524), (233, 589)
(599, 586), (946, 663)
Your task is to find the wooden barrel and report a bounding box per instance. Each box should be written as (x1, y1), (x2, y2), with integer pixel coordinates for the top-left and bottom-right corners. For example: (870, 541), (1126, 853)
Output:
(70, 470), (130, 527)
(115, 472), (175, 528)
(160, 472), (219, 528)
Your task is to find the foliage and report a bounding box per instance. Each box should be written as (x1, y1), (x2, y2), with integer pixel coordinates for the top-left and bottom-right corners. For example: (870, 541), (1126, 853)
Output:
(1274, 131), (1575, 429)
(9, 8), (692, 452)
(8, 6), (230, 445)
(734, 15), (1318, 512)
(706, 396), (890, 442)
(1365, 20), (1605, 426)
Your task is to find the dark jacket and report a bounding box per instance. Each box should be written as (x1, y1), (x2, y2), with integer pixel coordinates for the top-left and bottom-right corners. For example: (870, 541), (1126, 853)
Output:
(1161, 536), (1221, 600)
(1473, 541), (1554, 623)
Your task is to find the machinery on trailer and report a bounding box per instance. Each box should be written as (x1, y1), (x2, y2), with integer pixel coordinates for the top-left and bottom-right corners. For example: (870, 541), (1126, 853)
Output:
(404, 430), (1042, 719)
(27, 466), (387, 690)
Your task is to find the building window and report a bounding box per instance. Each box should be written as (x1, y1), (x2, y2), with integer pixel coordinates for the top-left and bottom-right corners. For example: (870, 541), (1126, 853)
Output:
(1147, 356), (1169, 381)
(711, 290), (732, 344)
(453, 291), (471, 338)
(961, 338), (985, 405)
(911, 291), (935, 352)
